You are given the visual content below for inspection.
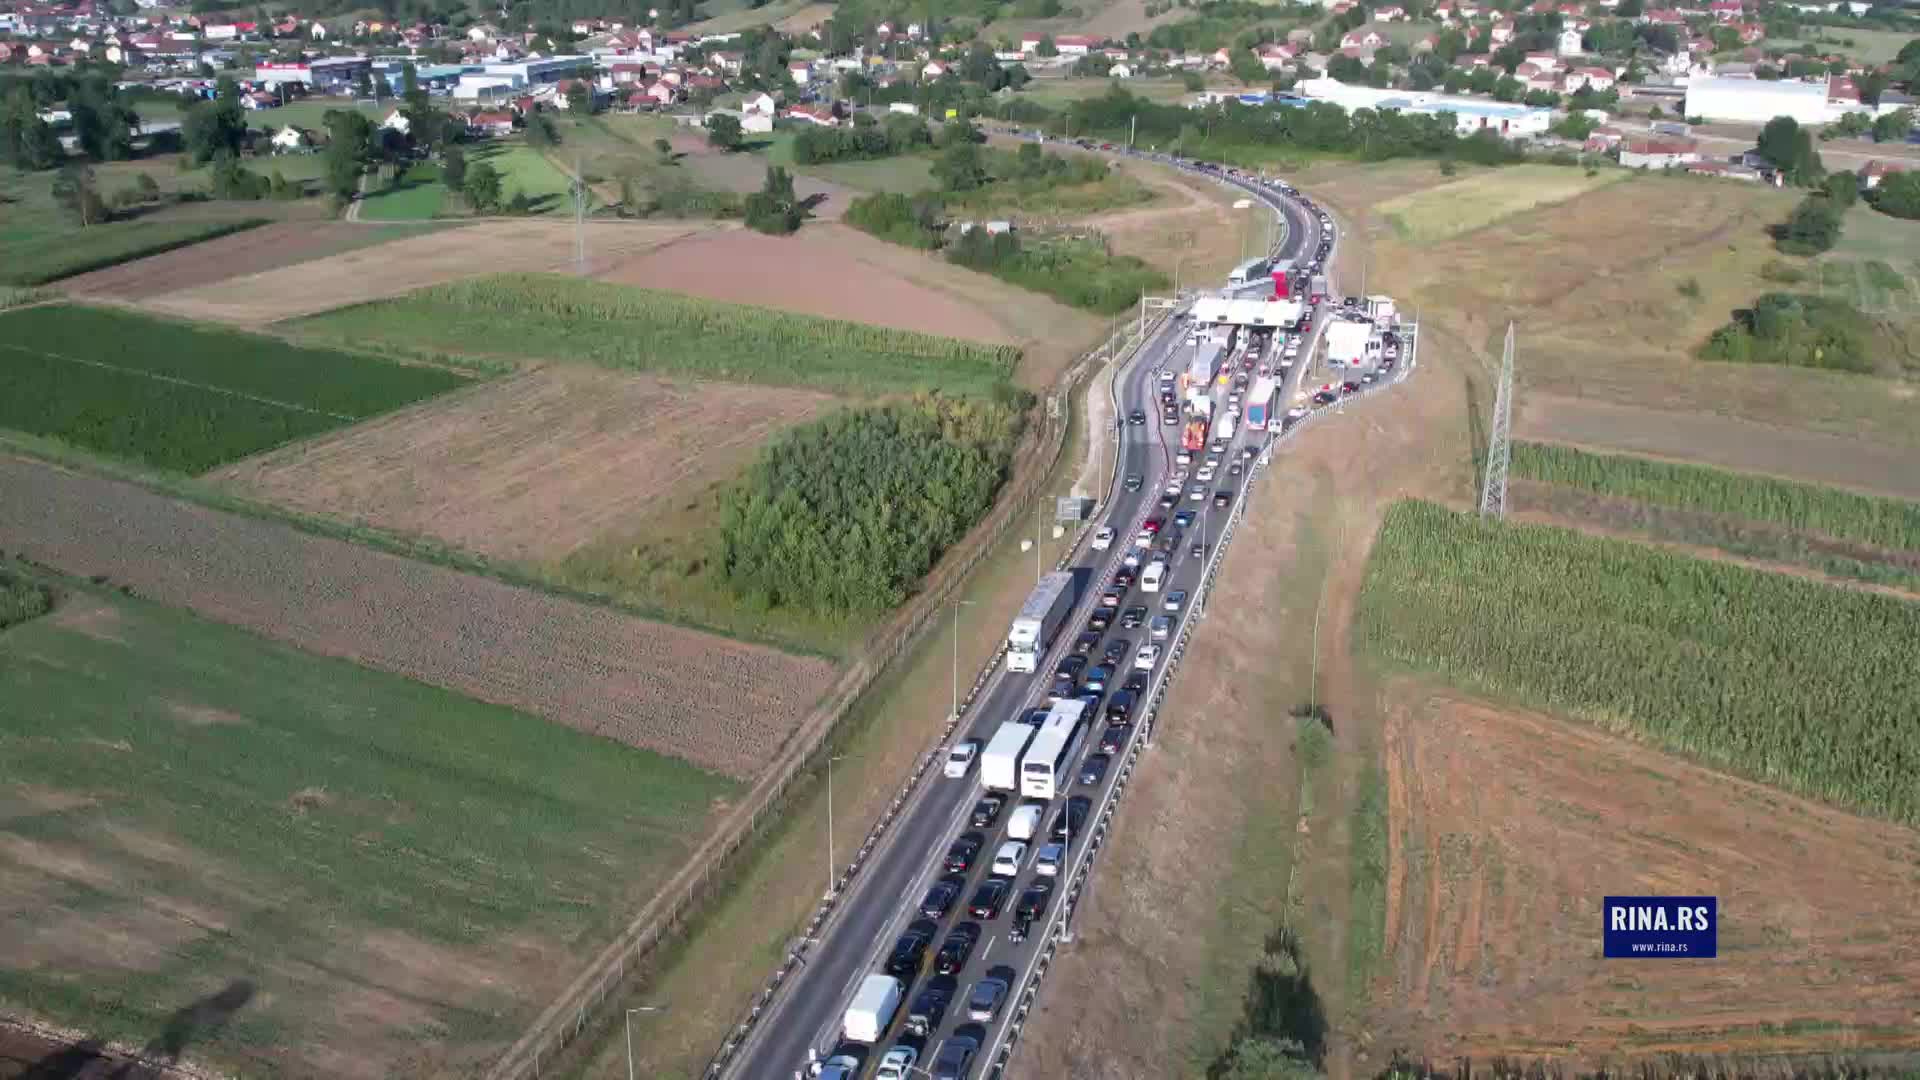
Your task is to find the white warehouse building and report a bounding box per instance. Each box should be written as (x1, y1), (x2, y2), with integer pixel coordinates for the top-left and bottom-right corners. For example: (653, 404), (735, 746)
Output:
(1682, 75), (1858, 126)
(1294, 77), (1554, 137)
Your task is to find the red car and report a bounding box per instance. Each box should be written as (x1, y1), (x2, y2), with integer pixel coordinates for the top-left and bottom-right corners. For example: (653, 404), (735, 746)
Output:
(1141, 517), (1163, 534)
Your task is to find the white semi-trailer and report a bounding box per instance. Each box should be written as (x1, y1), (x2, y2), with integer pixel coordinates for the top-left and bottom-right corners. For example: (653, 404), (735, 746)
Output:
(1007, 570), (1074, 673)
(981, 719), (1040, 793)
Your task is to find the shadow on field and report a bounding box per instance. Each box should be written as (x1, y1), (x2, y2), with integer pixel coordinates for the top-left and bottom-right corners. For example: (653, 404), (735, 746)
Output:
(13, 980), (255, 1079)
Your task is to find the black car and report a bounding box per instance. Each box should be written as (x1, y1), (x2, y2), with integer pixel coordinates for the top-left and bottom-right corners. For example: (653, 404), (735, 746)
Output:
(935, 921), (982, 976)
(1120, 604), (1148, 629)
(886, 919), (937, 977)
(1051, 797), (1093, 843)
(1021, 706), (1051, 726)
(1112, 568), (1135, 591)
(1213, 490), (1233, 509)
(1072, 630), (1102, 656)
(1099, 724), (1131, 755)
(1341, 381), (1361, 395)
(906, 973), (958, 1036)
(1121, 670), (1149, 694)
(1158, 492), (1178, 510)
(1191, 539), (1206, 558)
(1312, 390), (1338, 406)
(1079, 752), (1112, 786)
(1055, 654), (1087, 682)
(968, 877), (1012, 919)
(1103, 636), (1133, 664)
(1163, 405), (1180, 425)
(1016, 879), (1054, 922)
(921, 874), (966, 918)
(945, 833), (984, 874)
(1123, 473), (1144, 492)
(1100, 584), (1126, 608)
(1127, 409), (1146, 425)
(1088, 608), (1113, 632)
(970, 794), (1005, 829)
(1105, 690), (1136, 724)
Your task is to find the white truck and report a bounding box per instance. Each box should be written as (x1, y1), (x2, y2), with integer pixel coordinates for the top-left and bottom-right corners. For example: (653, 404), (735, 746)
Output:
(981, 720), (1039, 793)
(1007, 571), (1074, 673)
(1214, 411), (1238, 443)
(843, 973), (904, 1044)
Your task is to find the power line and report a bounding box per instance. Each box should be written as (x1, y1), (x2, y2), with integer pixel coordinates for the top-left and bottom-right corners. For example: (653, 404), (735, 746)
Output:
(1480, 321), (1515, 520)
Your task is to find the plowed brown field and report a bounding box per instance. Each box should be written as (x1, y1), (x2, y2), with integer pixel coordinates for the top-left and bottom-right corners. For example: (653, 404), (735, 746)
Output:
(1372, 683), (1920, 1065)
(0, 454), (830, 779)
(56, 221), (438, 301)
(210, 366), (835, 564)
(137, 220), (713, 327)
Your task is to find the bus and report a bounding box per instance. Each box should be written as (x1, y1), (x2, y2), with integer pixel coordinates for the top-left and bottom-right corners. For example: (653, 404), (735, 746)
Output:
(1020, 699), (1090, 800)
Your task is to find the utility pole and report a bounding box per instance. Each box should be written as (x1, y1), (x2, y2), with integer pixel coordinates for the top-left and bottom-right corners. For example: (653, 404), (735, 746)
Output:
(1129, 113), (1136, 147)
(825, 754), (848, 897)
(951, 599), (975, 718)
(571, 154), (588, 275)
(1479, 321), (1516, 520)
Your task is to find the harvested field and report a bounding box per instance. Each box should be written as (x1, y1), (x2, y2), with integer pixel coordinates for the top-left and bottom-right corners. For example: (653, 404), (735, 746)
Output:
(55, 221), (445, 300)
(1084, 161), (1253, 287)
(138, 219), (712, 327)
(596, 226), (1016, 345)
(1372, 682), (1920, 1064)
(1517, 392), (1920, 503)
(0, 572), (736, 1079)
(212, 367), (836, 564)
(0, 454), (831, 779)
(1375, 164), (1627, 244)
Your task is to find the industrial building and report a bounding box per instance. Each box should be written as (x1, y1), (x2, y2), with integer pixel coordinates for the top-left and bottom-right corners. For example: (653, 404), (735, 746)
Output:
(454, 56), (593, 100)
(1293, 77), (1553, 137)
(253, 56), (372, 90)
(1682, 75), (1863, 125)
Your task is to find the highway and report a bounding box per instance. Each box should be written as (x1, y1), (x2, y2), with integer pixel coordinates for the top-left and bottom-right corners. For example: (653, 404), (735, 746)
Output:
(726, 161), (1328, 1080)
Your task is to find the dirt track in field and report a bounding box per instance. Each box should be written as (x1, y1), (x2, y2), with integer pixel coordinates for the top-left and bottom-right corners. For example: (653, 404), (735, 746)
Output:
(594, 225), (1018, 345)
(0, 454), (830, 779)
(211, 366), (836, 564)
(1373, 683), (1920, 1064)
(56, 222), (434, 301)
(1516, 392), (1920, 502)
(135, 220), (714, 327)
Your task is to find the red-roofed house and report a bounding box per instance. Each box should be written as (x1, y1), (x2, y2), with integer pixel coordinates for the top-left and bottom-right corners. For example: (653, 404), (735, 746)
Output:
(1642, 8), (1686, 25)
(1828, 74), (1860, 104)
(1735, 21), (1763, 42)
(1566, 65), (1616, 91)
(1055, 34), (1099, 54)
(1375, 4), (1406, 19)
(1456, 52), (1492, 68)
(1620, 136), (1699, 168)
(784, 103), (839, 126)
(1340, 27), (1386, 48)
(1256, 42), (1298, 70)
(1490, 19), (1516, 43)
(469, 110), (515, 135)
(1860, 159), (1909, 190)
(1709, 0), (1742, 19)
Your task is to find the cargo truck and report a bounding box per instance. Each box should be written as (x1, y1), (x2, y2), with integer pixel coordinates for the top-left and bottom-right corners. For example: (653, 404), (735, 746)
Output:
(1309, 275), (1329, 303)
(844, 974), (904, 1044)
(1182, 416), (1209, 452)
(1214, 411), (1237, 443)
(1007, 571), (1075, 673)
(981, 719), (1040, 792)
(1245, 376), (1278, 430)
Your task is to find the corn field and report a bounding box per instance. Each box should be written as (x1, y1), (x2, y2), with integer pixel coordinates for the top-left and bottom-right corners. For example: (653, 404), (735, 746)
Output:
(1358, 500), (1920, 826)
(1513, 443), (1920, 553)
(300, 273), (1021, 398)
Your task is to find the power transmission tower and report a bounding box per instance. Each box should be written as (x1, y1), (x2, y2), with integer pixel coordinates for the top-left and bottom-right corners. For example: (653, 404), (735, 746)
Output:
(1479, 321), (1516, 520)
(570, 155), (588, 276)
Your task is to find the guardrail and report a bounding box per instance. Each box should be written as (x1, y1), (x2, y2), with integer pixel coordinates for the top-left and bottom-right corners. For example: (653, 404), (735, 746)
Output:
(700, 309), (1178, 1080)
(977, 325), (1422, 1078)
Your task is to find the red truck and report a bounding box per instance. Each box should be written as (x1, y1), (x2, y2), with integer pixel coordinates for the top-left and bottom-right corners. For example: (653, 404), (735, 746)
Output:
(1182, 416), (1208, 452)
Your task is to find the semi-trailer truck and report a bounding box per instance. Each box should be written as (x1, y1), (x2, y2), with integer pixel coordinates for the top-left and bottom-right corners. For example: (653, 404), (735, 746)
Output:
(843, 974), (904, 1044)
(1309, 275), (1329, 303)
(981, 719), (1040, 792)
(1007, 570), (1074, 673)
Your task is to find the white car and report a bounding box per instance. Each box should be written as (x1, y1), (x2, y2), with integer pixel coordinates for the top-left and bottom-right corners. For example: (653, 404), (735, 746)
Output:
(875, 1046), (919, 1080)
(1092, 526), (1116, 551)
(1188, 486), (1207, 502)
(1134, 529), (1154, 549)
(1122, 548), (1143, 569)
(1034, 841), (1065, 876)
(1133, 644), (1161, 670)
(992, 841), (1028, 876)
(944, 740), (980, 779)
(1150, 614), (1173, 640)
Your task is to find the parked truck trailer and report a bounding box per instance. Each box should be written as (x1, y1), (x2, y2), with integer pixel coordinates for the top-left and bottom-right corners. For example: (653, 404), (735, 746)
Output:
(981, 719), (1040, 792)
(1007, 570), (1075, 673)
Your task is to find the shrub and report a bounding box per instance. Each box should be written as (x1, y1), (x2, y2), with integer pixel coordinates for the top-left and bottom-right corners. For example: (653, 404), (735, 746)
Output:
(0, 567), (52, 631)
(1759, 258), (1806, 284)
(1698, 291), (1874, 373)
(1773, 195), (1842, 255)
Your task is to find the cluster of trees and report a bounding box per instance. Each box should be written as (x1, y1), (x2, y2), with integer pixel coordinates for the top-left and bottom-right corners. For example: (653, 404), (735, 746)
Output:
(1824, 106), (1914, 144)
(946, 228), (1168, 313)
(1062, 87), (1525, 167)
(1699, 292), (1875, 373)
(1, 73), (140, 171)
(789, 114), (932, 165)
(745, 165), (803, 234)
(1, 87), (65, 170)
(1870, 169), (1920, 220)
(719, 395), (1024, 616)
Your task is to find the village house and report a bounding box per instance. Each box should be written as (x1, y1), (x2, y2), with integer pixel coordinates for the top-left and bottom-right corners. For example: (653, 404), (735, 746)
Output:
(784, 103), (839, 126)
(468, 110), (515, 136)
(1859, 159), (1908, 190)
(1619, 135), (1700, 168)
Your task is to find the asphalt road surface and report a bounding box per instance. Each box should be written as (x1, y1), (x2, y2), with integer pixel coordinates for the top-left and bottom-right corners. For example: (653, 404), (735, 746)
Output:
(726, 162), (1330, 1080)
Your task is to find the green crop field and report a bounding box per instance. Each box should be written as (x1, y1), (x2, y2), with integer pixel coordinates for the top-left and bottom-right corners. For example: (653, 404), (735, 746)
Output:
(1358, 500), (1920, 825)
(1512, 443), (1920, 551)
(0, 191), (268, 287)
(1377, 164), (1628, 244)
(242, 97), (383, 133)
(0, 305), (469, 472)
(0, 567), (736, 1072)
(357, 162), (447, 220)
(289, 273), (1023, 397)
(468, 141), (573, 212)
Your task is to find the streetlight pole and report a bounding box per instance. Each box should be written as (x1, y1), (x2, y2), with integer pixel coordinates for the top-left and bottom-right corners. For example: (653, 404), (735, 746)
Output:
(826, 754), (848, 898)
(951, 598), (975, 718)
(625, 1005), (668, 1080)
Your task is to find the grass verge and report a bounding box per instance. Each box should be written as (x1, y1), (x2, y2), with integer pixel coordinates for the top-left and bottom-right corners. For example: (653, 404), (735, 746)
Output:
(1344, 763), (1389, 998)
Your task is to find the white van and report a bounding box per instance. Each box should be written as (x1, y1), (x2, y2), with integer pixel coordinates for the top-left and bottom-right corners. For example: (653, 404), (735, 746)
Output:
(1007, 800), (1046, 841)
(1141, 559), (1167, 594)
